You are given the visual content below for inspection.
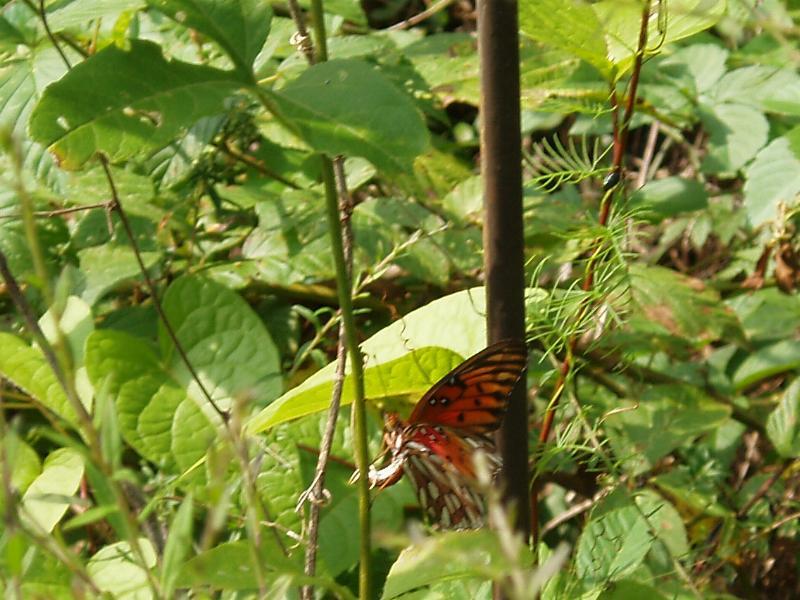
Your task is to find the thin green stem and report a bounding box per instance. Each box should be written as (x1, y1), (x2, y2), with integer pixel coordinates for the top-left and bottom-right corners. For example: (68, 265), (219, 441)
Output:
(320, 155), (371, 598)
(309, 0), (328, 62)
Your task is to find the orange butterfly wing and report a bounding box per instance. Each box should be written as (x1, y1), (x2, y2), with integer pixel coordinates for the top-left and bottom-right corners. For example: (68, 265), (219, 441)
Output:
(407, 340), (527, 434)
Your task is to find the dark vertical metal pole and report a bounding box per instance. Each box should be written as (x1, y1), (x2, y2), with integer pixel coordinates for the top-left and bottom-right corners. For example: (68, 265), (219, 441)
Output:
(478, 0), (531, 542)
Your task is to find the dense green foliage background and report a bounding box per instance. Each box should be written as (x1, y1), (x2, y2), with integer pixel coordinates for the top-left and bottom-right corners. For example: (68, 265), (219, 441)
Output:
(1, 0), (800, 597)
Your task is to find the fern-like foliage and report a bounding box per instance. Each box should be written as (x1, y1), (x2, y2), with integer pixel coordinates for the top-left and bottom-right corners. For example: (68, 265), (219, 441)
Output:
(524, 136), (612, 192)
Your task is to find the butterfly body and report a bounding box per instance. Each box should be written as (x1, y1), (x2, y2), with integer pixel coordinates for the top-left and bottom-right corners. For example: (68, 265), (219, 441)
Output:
(366, 340), (527, 529)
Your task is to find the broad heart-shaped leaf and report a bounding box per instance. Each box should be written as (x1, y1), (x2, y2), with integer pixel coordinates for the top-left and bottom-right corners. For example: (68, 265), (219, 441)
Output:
(87, 539), (157, 599)
(86, 275), (281, 470)
(381, 530), (533, 599)
(248, 287), (506, 432)
(743, 126), (800, 227)
(0, 333), (77, 426)
(85, 329), (201, 470)
(29, 39), (243, 169)
(766, 378), (800, 459)
(266, 59), (429, 174)
(19, 448), (84, 534)
(147, 0), (271, 79)
(160, 275), (282, 410)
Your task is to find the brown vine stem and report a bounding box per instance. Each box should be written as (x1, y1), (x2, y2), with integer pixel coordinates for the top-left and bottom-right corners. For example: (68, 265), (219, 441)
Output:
(532, 0), (652, 545)
(388, 0), (457, 31)
(36, 0), (71, 69)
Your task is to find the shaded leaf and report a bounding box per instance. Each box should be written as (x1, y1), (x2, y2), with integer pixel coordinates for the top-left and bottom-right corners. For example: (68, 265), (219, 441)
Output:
(147, 0), (272, 79)
(267, 59), (429, 174)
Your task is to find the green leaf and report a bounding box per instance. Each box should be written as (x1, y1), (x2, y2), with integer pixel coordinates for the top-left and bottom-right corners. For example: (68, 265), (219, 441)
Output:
(147, 0), (271, 79)
(710, 65), (800, 115)
(0, 333), (77, 426)
(403, 34), (480, 105)
(161, 493), (194, 596)
(248, 287), (493, 432)
(726, 287), (800, 342)
(87, 539), (157, 599)
(605, 385), (731, 475)
(0, 433), (41, 516)
(594, 0), (725, 74)
(575, 492), (653, 584)
(381, 530), (532, 599)
(267, 59), (429, 174)
(29, 39), (243, 169)
(78, 245), (161, 306)
(46, 0), (145, 30)
(634, 490), (689, 557)
(297, 0), (365, 25)
(733, 340), (800, 391)
(160, 275), (283, 409)
(700, 102), (769, 174)
(519, 0), (609, 75)
(19, 448), (84, 534)
(598, 580), (668, 600)
(86, 275), (280, 469)
(629, 176), (708, 221)
(628, 264), (740, 345)
(39, 296), (94, 367)
(176, 539), (302, 590)
(652, 468), (731, 518)
(766, 378), (800, 458)
(743, 126), (800, 227)
(520, 0), (724, 78)
(0, 46), (70, 139)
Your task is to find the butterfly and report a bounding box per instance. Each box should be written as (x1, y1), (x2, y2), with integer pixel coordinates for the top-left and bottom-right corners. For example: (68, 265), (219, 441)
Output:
(365, 340), (527, 529)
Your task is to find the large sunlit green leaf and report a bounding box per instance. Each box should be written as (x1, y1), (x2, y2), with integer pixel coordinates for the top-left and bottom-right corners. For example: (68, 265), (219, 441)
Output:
(248, 287), (497, 432)
(519, 0), (608, 75)
(700, 102), (769, 174)
(267, 59), (429, 174)
(29, 40), (243, 169)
